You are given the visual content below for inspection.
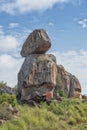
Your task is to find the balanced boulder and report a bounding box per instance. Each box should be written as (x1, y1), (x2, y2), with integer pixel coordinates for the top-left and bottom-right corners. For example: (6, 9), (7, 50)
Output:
(21, 29), (51, 57)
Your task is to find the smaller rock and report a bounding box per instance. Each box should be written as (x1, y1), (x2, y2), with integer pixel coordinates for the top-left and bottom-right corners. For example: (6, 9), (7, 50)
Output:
(0, 85), (16, 95)
(82, 94), (87, 99)
(0, 119), (4, 125)
(6, 104), (18, 114)
(6, 104), (13, 113)
(74, 91), (82, 99)
(85, 125), (87, 128)
(21, 29), (51, 57)
(13, 108), (18, 114)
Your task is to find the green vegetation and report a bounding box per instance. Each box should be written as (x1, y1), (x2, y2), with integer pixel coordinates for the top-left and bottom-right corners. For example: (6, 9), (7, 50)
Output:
(0, 103), (13, 121)
(56, 73), (63, 86)
(0, 93), (17, 106)
(56, 74), (67, 97)
(58, 90), (66, 97)
(0, 93), (17, 122)
(0, 81), (6, 88)
(0, 96), (87, 130)
(0, 81), (87, 130)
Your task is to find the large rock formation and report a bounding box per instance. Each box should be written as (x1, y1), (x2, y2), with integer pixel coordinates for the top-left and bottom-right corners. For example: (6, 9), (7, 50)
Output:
(18, 29), (82, 103)
(18, 54), (57, 101)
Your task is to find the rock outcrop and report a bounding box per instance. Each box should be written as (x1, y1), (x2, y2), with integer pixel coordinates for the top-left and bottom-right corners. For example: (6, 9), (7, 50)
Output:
(18, 29), (82, 103)
(18, 54), (57, 101)
(0, 85), (16, 95)
(21, 29), (51, 57)
(54, 65), (82, 99)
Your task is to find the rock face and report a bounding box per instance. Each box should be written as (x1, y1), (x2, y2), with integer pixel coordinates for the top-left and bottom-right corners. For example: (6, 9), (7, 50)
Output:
(21, 29), (51, 57)
(18, 54), (57, 100)
(54, 65), (81, 98)
(18, 29), (82, 103)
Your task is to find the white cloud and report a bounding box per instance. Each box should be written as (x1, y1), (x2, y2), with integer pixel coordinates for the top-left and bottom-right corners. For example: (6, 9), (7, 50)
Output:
(78, 19), (87, 29)
(0, 35), (19, 52)
(8, 23), (19, 28)
(0, 26), (21, 53)
(0, 28), (22, 87)
(0, 26), (31, 87)
(0, 0), (78, 15)
(0, 2), (16, 15)
(0, 54), (23, 87)
(52, 50), (87, 94)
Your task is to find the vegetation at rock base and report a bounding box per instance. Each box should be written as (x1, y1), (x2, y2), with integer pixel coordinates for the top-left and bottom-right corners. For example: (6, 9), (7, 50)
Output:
(0, 93), (17, 107)
(56, 73), (63, 87)
(0, 93), (87, 130)
(57, 90), (66, 97)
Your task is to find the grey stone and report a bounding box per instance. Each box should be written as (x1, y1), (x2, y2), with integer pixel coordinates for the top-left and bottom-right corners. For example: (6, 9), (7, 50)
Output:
(18, 54), (57, 101)
(21, 29), (51, 57)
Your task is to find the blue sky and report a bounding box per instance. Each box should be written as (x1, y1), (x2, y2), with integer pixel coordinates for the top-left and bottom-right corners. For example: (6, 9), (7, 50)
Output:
(0, 0), (87, 94)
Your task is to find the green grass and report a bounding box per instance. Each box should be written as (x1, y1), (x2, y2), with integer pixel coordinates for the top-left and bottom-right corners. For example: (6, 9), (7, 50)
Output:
(0, 98), (87, 130)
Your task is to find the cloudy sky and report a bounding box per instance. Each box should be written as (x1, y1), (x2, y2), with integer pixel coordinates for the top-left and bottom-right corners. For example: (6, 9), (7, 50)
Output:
(0, 0), (87, 94)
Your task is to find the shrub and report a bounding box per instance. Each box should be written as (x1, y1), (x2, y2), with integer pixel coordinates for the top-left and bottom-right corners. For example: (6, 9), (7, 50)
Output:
(0, 81), (6, 88)
(58, 90), (66, 97)
(0, 93), (17, 106)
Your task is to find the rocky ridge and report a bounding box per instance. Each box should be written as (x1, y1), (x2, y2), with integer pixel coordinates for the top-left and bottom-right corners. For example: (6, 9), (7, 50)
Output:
(18, 29), (82, 103)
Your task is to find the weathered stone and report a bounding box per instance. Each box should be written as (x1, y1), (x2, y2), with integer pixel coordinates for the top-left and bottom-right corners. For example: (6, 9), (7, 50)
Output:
(69, 75), (81, 98)
(85, 125), (87, 128)
(0, 86), (16, 95)
(6, 104), (13, 113)
(0, 119), (5, 124)
(21, 29), (51, 57)
(82, 94), (87, 99)
(18, 54), (57, 101)
(18, 28), (82, 102)
(73, 91), (82, 99)
(6, 104), (18, 115)
(54, 65), (81, 98)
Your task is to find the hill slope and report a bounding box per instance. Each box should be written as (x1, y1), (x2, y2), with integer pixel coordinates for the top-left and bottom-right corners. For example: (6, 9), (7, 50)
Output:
(0, 98), (87, 130)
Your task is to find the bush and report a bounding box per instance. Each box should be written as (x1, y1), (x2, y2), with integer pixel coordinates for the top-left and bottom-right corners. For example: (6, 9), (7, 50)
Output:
(0, 93), (17, 106)
(58, 90), (66, 97)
